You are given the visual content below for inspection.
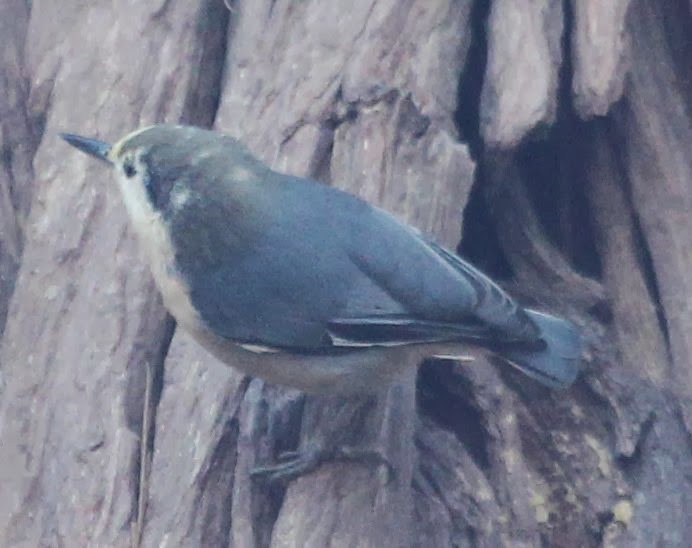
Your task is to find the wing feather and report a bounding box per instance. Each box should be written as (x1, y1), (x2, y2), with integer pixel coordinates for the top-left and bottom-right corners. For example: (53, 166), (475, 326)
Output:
(177, 169), (538, 351)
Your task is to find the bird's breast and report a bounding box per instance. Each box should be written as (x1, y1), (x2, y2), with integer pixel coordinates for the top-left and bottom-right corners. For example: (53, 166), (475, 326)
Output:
(122, 194), (203, 333)
(114, 167), (202, 332)
(143, 218), (202, 331)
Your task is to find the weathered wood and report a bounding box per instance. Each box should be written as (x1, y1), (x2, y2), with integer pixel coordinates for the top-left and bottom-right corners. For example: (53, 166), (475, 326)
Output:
(0, 2), (222, 545)
(481, 0), (563, 147)
(571, 0), (631, 118)
(616, 0), (692, 397)
(585, 121), (669, 386)
(1, 0), (690, 546)
(0, 0), (33, 335)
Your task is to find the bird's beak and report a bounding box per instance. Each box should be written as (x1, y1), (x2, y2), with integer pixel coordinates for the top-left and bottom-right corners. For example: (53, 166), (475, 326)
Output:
(60, 133), (112, 164)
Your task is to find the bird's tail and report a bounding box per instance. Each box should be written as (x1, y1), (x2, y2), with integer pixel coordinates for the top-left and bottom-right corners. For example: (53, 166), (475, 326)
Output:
(498, 309), (581, 389)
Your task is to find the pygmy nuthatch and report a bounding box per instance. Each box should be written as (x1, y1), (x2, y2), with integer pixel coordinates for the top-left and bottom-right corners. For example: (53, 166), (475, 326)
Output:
(61, 125), (581, 394)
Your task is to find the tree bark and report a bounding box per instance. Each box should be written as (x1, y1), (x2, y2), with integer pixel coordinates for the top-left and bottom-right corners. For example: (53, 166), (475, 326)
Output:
(1, 0), (690, 546)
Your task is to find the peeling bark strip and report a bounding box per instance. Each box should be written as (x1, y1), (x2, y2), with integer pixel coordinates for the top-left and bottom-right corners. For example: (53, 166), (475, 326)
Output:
(1, 0), (691, 546)
(0, 0), (35, 335)
(570, 0), (631, 118)
(481, 0), (563, 148)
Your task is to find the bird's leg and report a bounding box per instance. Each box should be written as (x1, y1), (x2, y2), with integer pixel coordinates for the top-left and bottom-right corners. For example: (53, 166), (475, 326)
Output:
(250, 439), (394, 483)
(250, 441), (323, 483)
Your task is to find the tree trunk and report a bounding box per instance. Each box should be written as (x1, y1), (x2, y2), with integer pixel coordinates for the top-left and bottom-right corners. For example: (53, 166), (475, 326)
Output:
(1, 1), (690, 546)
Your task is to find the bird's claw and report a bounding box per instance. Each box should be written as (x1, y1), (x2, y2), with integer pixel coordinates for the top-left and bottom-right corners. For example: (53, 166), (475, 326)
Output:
(251, 443), (395, 484)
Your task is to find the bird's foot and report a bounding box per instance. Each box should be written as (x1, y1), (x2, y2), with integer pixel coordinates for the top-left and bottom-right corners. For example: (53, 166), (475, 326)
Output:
(251, 441), (394, 483)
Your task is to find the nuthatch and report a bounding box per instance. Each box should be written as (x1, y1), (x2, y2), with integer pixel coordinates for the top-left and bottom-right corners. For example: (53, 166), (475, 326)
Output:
(61, 125), (581, 394)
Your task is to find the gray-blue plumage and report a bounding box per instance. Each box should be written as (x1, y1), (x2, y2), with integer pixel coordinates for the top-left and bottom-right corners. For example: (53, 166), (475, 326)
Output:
(72, 125), (582, 389)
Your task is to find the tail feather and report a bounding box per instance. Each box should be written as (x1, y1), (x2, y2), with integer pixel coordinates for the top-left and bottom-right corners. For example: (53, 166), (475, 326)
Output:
(499, 309), (581, 389)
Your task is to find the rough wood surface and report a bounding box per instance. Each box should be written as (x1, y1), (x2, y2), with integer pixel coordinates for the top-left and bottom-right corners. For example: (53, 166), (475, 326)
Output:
(0, 0), (33, 334)
(1, 0), (690, 546)
(481, 0), (563, 147)
(571, 0), (631, 118)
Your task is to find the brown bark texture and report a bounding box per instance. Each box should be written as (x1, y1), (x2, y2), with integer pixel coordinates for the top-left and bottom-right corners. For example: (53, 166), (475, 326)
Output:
(1, 0), (690, 546)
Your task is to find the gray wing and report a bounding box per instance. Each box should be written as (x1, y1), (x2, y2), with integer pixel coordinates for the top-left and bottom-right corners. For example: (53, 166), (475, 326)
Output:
(174, 173), (538, 351)
(325, 236), (539, 347)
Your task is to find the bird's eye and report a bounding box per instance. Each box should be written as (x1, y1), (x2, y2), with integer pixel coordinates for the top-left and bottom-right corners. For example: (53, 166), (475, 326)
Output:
(123, 160), (137, 178)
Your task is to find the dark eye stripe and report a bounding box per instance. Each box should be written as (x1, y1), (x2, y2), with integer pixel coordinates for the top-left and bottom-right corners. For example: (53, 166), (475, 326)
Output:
(124, 160), (136, 178)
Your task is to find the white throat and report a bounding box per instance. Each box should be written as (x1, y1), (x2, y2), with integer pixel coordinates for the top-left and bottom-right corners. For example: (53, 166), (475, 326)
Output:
(113, 158), (202, 332)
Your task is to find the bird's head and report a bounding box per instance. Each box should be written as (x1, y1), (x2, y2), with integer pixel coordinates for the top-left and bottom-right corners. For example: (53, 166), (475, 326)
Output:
(61, 126), (227, 219)
(63, 125), (270, 237)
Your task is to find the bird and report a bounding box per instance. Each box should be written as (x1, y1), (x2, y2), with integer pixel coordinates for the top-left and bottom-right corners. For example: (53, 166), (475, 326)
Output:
(61, 125), (582, 481)
(60, 124), (581, 397)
